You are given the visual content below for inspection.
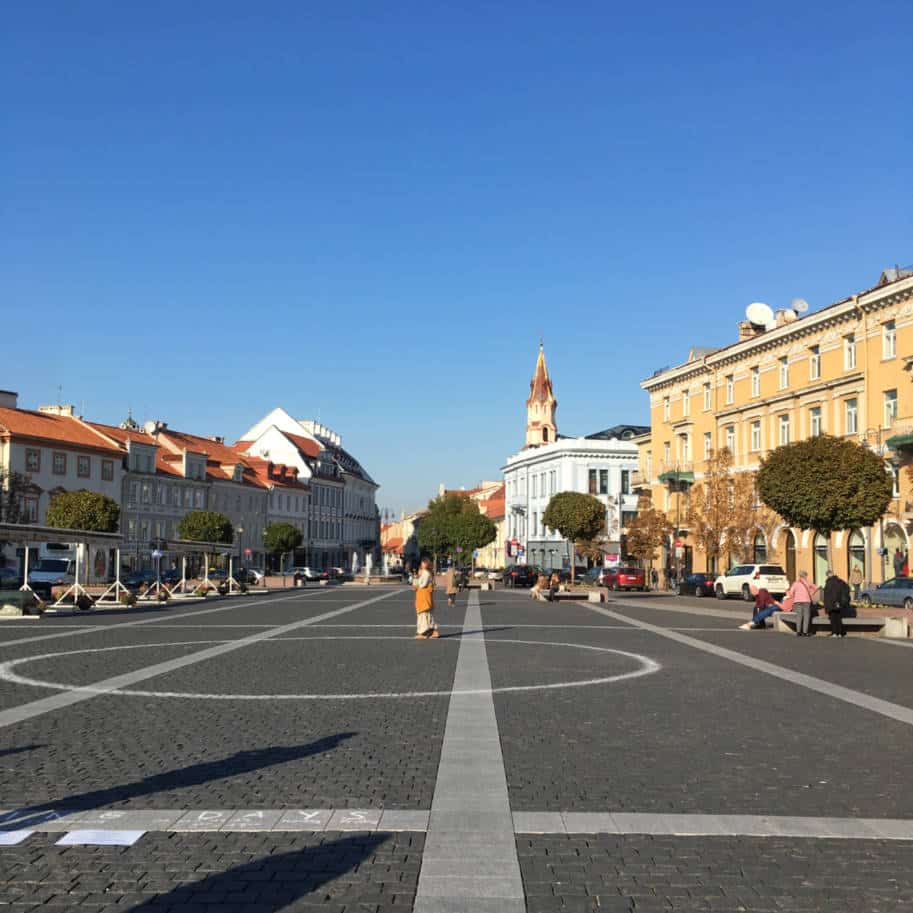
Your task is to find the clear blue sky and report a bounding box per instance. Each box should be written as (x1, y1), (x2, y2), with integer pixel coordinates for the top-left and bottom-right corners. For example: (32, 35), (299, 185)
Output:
(3, 1), (911, 515)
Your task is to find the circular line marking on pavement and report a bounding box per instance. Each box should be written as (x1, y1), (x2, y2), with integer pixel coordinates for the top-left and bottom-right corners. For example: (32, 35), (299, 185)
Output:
(0, 638), (661, 700)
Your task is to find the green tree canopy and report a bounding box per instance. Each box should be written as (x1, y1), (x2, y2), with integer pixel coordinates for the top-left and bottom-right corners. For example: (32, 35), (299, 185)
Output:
(757, 435), (893, 536)
(177, 510), (234, 544)
(263, 521), (303, 555)
(45, 490), (120, 532)
(542, 491), (606, 583)
(416, 493), (497, 564)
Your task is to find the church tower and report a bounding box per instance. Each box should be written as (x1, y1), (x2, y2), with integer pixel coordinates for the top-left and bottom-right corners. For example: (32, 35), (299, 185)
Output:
(525, 343), (557, 448)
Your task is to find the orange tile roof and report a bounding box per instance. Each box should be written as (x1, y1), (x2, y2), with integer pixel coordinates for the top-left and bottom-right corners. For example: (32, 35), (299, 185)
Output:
(0, 408), (121, 452)
(382, 537), (404, 553)
(244, 457), (309, 490)
(284, 431), (321, 459)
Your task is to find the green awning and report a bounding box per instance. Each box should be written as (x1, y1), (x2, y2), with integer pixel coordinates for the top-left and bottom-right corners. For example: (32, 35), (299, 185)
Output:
(658, 470), (695, 484)
(885, 433), (913, 451)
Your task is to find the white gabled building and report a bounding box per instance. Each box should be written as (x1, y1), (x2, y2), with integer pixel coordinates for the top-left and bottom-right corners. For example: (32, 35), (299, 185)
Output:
(501, 347), (646, 571)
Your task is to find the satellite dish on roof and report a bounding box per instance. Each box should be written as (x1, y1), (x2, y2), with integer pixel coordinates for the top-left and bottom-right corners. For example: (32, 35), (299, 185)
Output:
(791, 297), (809, 313)
(746, 302), (774, 326)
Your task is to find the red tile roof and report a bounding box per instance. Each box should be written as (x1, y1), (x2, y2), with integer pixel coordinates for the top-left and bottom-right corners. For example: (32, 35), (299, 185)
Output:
(382, 537), (404, 553)
(244, 457), (309, 490)
(0, 408), (121, 453)
(284, 432), (321, 459)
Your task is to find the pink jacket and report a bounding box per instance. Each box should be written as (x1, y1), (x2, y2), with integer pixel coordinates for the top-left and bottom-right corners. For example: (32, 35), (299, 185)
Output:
(786, 578), (817, 605)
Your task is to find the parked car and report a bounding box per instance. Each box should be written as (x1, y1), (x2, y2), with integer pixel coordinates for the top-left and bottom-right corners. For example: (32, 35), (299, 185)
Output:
(676, 572), (716, 597)
(603, 567), (646, 591)
(287, 566), (329, 582)
(858, 576), (913, 609)
(714, 564), (789, 600)
(235, 568), (265, 585)
(581, 567), (607, 585)
(28, 558), (75, 595)
(123, 570), (157, 591)
(0, 566), (23, 589)
(502, 565), (539, 587)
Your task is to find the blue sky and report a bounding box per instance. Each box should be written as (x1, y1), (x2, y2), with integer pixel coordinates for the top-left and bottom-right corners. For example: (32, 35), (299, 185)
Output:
(3, 1), (911, 515)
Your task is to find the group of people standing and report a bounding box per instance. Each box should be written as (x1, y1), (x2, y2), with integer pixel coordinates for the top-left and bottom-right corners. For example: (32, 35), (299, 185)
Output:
(740, 569), (852, 637)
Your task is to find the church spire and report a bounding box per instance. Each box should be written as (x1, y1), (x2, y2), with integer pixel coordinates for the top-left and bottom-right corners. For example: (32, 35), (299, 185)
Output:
(525, 342), (557, 448)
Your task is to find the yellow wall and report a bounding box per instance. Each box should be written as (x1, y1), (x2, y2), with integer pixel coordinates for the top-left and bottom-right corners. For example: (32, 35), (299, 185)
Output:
(640, 275), (913, 585)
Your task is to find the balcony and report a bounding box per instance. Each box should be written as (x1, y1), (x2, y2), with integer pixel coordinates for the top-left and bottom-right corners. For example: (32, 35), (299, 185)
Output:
(631, 471), (650, 491)
(885, 419), (913, 453)
(657, 461), (694, 485)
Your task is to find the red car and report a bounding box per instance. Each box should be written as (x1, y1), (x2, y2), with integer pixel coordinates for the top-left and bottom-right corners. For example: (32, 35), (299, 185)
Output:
(603, 566), (646, 591)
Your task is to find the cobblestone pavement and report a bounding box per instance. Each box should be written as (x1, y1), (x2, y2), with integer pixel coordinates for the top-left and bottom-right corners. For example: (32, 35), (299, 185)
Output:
(0, 585), (911, 910)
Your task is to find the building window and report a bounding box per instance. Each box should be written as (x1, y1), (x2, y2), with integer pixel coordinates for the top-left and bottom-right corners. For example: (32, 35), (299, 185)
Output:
(778, 414), (790, 445)
(101, 459), (114, 481)
(844, 334), (856, 370)
(751, 366), (760, 397)
(810, 406), (822, 437)
(751, 421), (761, 452)
(25, 449), (40, 472)
(725, 375), (734, 404)
(884, 389), (898, 428)
(663, 441), (671, 463)
(845, 398), (858, 434)
(725, 426), (735, 454)
(645, 453), (653, 480)
(679, 434), (691, 462)
(703, 432), (712, 460)
(52, 452), (67, 475)
(883, 320), (896, 359)
(892, 465), (900, 498)
(127, 518), (137, 540)
(681, 389), (690, 417)
(620, 470), (629, 495)
(588, 469), (597, 495)
(77, 455), (90, 478)
(531, 475), (537, 498)
(599, 469), (609, 494)
(703, 383), (711, 411)
(20, 494), (39, 523)
(194, 489), (203, 508)
(809, 345), (820, 380)
(662, 397), (670, 421)
(778, 357), (788, 389)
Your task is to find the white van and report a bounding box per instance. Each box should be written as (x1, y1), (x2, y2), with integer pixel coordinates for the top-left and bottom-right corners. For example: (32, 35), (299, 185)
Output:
(28, 558), (76, 593)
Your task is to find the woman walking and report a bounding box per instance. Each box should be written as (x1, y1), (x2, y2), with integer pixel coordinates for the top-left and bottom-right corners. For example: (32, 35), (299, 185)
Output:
(413, 558), (440, 639)
(787, 570), (818, 637)
(444, 566), (458, 609)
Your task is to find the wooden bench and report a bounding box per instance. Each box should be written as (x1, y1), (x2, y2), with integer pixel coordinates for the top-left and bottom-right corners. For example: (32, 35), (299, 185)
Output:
(775, 612), (909, 638)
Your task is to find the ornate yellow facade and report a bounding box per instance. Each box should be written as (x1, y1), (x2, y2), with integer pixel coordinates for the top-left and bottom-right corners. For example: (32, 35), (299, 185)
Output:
(638, 270), (913, 586)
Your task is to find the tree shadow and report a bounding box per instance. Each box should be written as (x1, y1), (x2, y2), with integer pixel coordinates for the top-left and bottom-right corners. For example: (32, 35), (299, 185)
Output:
(122, 832), (390, 913)
(0, 732), (356, 831)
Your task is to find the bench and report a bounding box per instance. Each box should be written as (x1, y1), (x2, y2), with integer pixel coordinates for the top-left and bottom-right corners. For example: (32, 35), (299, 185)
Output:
(775, 612), (909, 638)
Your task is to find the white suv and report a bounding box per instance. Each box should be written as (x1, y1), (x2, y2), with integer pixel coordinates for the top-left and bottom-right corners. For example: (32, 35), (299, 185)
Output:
(714, 564), (790, 601)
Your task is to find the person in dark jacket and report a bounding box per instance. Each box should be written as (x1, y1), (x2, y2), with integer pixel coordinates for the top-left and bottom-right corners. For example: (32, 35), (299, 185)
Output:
(822, 569), (850, 638)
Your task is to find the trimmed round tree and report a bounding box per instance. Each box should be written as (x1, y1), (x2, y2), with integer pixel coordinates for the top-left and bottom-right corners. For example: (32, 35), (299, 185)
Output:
(177, 510), (234, 544)
(756, 435), (893, 565)
(263, 522), (303, 567)
(46, 490), (120, 532)
(542, 491), (606, 584)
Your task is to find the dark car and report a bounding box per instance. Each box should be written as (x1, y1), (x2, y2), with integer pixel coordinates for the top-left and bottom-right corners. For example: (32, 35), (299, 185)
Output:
(581, 567), (606, 585)
(123, 570), (156, 591)
(676, 572), (716, 597)
(0, 566), (23, 589)
(502, 565), (539, 588)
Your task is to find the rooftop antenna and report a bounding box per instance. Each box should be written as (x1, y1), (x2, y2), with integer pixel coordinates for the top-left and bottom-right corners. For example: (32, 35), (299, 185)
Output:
(745, 301), (776, 330)
(56, 384), (62, 405)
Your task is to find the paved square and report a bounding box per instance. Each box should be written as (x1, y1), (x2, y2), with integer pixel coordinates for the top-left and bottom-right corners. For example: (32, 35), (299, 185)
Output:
(0, 585), (911, 910)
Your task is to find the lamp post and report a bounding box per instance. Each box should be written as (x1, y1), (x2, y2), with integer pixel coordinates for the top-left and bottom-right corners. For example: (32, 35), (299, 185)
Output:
(236, 526), (244, 573)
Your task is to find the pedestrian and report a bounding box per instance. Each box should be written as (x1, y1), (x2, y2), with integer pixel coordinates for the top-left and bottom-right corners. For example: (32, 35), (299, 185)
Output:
(444, 566), (458, 609)
(651, 568), (659, 590)
(547, 572), (561, 602)
(531, 573), (549, 601)
(739, 586), (783, 630)
(903, 553), (910, 577)
(413, 558), (439, 639)
(893, 548), (904, 578)
(849, 565), (863, 601)
(822, 569), (850, 638)
(786, 570), (818, 636)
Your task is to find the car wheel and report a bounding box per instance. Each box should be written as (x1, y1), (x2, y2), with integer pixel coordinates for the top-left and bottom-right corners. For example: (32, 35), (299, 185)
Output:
(715, 585), (726, 600)
(859, 594), (872, 608)
(694, 586), (704, 598)
(741, 584), (753, 601)
(904, 597), (913, 610)
(675, 585), (683, 596)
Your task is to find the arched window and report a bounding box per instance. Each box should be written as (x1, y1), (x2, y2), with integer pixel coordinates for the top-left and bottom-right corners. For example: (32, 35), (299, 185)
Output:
(813, 532), (829, 585)
(752, 531), (767, 563)
(543, 428), (549, 442)
(848, 530), (865, 583)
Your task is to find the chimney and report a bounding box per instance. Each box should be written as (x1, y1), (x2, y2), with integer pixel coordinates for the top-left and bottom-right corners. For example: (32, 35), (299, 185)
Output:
(39, 404), (75, 417)
(737, 321), (765, 342)
(143, 420), (168, 434)
(210, 435), (224, 444)
(0, 390), (18, 409)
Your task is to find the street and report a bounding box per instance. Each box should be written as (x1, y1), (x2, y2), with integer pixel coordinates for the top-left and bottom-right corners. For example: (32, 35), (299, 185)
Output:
(0, 585), (911, 912)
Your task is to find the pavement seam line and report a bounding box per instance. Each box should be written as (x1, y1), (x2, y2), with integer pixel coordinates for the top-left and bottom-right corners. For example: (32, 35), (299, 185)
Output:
(0, 589), (400, 729)
(590, 603), (913, 726)
(414, 589), (526, 913)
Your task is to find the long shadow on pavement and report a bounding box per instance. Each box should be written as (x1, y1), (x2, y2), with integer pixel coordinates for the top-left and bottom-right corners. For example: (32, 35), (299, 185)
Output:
(122, 832), (390, 913)
(0, 732), (356, 831)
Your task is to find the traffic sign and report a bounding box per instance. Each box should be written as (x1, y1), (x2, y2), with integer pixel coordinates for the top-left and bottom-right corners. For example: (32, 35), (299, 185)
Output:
(244, 548), (252, 556)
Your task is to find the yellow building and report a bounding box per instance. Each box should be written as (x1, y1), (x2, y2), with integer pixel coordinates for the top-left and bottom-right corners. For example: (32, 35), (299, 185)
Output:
(639, 267), (913, 586)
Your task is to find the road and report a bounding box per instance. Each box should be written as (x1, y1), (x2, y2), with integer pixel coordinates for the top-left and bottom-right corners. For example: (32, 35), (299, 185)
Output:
(0, 584), (911, 912)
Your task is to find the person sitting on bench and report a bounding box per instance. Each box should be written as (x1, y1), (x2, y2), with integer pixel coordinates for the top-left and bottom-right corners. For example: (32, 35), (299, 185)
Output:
(739, 587), (783, 630)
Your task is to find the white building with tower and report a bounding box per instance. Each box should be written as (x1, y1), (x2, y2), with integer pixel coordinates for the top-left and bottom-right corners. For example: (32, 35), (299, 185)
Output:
(501, 346), (646, 571)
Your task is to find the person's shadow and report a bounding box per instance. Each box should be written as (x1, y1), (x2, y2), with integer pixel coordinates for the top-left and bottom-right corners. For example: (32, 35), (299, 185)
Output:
(0, 733), (356, 831)
(123, 832), (390, 912)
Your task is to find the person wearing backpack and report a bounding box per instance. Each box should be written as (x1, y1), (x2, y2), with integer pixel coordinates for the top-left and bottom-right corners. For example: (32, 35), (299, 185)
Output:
(822, 569), (850, 638)
(786, 570), (818, 636)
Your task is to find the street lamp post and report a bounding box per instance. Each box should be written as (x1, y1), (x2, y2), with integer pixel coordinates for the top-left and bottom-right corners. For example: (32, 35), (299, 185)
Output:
(236, 526), (244, 572)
